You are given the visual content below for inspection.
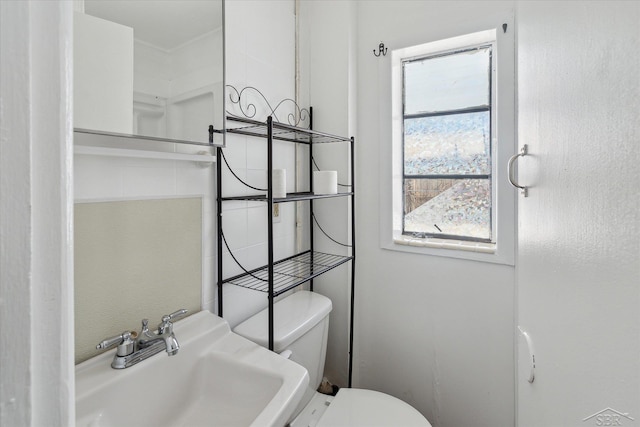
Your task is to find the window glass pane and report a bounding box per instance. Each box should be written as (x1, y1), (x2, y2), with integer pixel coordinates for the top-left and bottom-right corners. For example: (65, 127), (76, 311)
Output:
(404, 178), (491, 240)
(404, 111), (490, 175)
(404, 47), (490, 114)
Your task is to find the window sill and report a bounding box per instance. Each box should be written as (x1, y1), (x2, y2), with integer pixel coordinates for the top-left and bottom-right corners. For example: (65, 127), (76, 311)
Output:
(382, 231), (513, 266)
(393, 235), (496, 254)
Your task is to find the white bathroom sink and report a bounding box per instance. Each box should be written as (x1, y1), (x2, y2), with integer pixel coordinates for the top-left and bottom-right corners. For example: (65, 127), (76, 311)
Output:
(75, 311), (309, 427)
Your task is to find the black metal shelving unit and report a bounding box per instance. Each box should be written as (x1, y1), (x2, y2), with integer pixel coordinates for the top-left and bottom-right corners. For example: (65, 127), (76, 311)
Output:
(216, 112), (356, 386)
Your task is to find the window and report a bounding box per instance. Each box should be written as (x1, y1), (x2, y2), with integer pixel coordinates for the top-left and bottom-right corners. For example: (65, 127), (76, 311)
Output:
(384, 27), (515, 264)
(403, 45), (493, 242)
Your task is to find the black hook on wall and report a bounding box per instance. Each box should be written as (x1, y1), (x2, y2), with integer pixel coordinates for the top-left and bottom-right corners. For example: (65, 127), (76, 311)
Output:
(373, 42), (387, 57)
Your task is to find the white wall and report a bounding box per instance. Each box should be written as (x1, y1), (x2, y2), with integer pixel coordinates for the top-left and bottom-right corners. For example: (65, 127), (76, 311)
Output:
(348, 2), (516, 426)
(0, 1), (74, 425)
(298, 0), (357, 388)
(218, 0), (298, 328)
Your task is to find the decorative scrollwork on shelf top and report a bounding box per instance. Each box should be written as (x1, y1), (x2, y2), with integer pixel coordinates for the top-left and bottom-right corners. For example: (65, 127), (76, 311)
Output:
(226, 85), (310, 128)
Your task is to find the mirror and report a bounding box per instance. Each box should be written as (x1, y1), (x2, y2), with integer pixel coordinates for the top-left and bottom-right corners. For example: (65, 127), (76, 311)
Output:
(74, 0), (224, 146)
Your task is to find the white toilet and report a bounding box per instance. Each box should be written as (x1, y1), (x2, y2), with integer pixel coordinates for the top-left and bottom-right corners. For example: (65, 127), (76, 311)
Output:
(233, 291), (432, 427)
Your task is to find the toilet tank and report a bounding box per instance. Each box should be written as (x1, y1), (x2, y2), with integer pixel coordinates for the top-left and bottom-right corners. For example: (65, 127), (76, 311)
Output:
(233, 291), (332, 391)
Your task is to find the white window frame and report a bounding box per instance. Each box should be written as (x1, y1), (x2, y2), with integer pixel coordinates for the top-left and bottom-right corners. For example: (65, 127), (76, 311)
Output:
(381, 26), (516, 265)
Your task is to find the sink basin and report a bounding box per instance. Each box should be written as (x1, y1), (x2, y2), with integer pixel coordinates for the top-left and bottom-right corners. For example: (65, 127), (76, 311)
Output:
(76, 311), (309, 427)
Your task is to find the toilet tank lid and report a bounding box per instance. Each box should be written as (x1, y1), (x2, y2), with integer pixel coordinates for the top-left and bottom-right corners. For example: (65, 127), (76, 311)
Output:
(233, 291), (332, 352)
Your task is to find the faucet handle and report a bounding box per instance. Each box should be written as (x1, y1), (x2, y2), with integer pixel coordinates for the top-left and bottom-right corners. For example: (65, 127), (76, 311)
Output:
(97, 331), (129, 350)
(158, 309), (188, 334)
(96, 331), (136, 356)
(163, 309), (188, 322)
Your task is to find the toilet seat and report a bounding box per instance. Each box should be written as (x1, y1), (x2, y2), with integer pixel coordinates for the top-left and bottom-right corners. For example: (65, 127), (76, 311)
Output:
(291, 388), (432, 427)
(318, 389), (431, 427)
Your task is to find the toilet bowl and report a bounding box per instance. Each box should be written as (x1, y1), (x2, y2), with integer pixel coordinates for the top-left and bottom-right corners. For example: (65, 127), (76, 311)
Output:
(233, 291), (432, 427)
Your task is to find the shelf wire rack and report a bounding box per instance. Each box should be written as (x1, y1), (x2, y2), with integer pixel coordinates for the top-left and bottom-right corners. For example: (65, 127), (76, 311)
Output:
(226, 116), (351, 144)
(222, 251), (353, 297)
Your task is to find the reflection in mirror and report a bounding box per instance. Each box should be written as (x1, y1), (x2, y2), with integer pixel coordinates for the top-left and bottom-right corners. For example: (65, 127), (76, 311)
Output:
(74, 0), (224, 146)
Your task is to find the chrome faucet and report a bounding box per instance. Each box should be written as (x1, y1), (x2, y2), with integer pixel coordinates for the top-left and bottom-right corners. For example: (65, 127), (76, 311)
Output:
(96, 309), (187, 369)
(137, 310), (186, 355)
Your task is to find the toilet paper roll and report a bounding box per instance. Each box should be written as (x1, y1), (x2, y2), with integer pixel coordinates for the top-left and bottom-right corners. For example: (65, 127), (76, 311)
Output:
(272, 169), (286, 198)
(313, 171), (338, 195)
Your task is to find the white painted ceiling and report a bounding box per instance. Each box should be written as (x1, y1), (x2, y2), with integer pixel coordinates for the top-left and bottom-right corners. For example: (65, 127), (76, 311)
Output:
(85, 0), (223, 51)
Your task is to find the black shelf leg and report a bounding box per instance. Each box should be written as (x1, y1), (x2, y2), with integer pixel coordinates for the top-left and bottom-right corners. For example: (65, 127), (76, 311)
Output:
(309, 107), (314, 292)
(267, 116), (275, 351)
(348, 136), (356, 388)
(217, 146), (224, 317)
